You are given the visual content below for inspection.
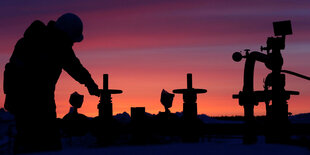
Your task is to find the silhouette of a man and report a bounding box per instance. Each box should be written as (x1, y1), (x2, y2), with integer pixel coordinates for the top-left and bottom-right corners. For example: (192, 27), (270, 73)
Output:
(3, 13), (99, 153)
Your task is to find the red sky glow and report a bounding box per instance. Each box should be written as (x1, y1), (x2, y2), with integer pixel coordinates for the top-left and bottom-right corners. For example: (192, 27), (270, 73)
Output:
(0, 0), (309, 118)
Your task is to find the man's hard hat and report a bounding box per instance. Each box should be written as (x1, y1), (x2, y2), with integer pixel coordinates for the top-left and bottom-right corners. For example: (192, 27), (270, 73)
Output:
(55, 13), (83, 42)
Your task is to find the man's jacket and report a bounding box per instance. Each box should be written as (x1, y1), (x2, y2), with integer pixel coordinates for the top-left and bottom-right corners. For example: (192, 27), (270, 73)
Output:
(4, 20), (96, 113)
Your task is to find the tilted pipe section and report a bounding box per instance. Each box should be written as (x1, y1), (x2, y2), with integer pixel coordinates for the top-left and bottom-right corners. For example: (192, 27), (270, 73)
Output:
(281, 70), (310, 81)
(232, 51), (269, 120)
(243, 52), (269, 92)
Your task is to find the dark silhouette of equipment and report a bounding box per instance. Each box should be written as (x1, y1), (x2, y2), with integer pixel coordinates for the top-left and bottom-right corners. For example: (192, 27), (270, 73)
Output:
(231, 20), (310, 143)
(281, 70), (310, 81)
(92, 74), (122, 146)
(62, 92), (89, 136)
(160, 89), (175, 113)
(69, 92), (84, 109)
(173, 73), (207, 120)
(131, 107), (146, 122)
(232, 20), (299, 120)
(97, 74), (122, 120)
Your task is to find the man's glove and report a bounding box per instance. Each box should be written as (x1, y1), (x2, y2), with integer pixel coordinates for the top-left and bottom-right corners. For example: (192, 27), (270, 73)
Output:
(86, 81), (100, 97)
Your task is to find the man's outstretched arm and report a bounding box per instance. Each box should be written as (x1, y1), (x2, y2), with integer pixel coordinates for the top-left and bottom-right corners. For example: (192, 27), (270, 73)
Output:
(62, 48), (100, 96)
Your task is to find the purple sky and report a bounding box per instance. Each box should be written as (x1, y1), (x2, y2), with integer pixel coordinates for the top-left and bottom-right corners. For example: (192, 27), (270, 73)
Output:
(0, 0), (309, 117)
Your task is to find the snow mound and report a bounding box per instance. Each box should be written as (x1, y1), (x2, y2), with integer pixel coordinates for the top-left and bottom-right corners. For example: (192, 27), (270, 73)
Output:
(0, 108), (14, 121)
(114, 112), (131, 124)
(289, 113), (310, 124)
(198, 114), (243, 124)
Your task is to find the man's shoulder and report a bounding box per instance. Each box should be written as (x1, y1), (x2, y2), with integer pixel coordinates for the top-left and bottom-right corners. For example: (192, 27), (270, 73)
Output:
(24, 20), (47, 38)
(47, 20), (74, 46)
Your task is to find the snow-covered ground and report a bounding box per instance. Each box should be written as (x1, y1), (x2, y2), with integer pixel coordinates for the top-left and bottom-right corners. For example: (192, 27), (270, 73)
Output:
(1, 109), (310, 155)
(20, 141), (310, 155)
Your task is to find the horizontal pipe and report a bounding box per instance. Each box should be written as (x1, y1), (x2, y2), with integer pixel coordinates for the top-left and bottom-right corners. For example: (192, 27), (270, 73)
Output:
(281, 70), (310, 81)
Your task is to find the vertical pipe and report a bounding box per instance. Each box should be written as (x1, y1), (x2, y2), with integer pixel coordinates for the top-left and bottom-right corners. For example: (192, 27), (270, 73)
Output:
(243, 52), (268, 92)
(104, 74), (108, 90)
(187, 73), (192, 89)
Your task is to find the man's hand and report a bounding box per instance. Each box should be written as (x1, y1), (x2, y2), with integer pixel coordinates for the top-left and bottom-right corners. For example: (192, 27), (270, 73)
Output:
(86, 82), (100, 97)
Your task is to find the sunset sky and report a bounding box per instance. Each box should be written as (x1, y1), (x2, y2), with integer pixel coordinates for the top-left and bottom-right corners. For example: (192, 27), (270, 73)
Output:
(0, 0), (309, 118)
